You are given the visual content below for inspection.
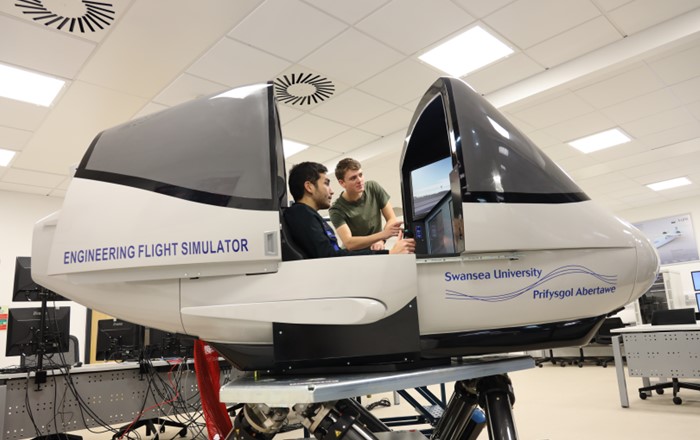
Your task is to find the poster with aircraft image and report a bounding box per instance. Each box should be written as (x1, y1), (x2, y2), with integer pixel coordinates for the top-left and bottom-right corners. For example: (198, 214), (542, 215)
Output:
(633, 213), (698, 265)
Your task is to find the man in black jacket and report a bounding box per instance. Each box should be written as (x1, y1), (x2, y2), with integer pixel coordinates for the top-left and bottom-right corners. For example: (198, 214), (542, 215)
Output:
(284, 162), (415, 258)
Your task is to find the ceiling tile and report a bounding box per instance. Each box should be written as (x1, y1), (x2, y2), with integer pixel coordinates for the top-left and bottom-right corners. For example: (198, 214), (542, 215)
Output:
(483, 0), (600, 48)
(543, 111), (617, 142)
(0, 0), (133, 43)
(132, 102), (169, 120)
(621, 107), (695, 138)
(356, 59), (440, 106)
(12, 81), (148, 174)
(574, 65), (665, 109)
(79, 0), (264, 97)
(300, 28), (404, 86)
(639, 122), (700, 150)
(154, 74), (228, 107)
(594, 0), (635, 11)
(229, 0), (346, 62)
(601, 89), (681, 124)
(356, 0), (475, 55)
(188, 38), (291, 88)
(526, 16), (621, 68)
(0, 126), (32, 150)
(464, 53), (543, 95)
(669, 76), (700, 105)
(282, 114), (350, 144)
(687, 100), (700, 120)
(512, 93), (595, 128)
(358, 107), (414, 136)
(540, 143), (580, 161)
(528, 130), (565, 148)
(0, 97), (50, 132)
(0, 15), (96, 79)
(2, 168), (64, 187)
(319, 129), (379, 153)
(0, 181), (51, 196)
(649, 41), (700, 85)
(284, 145), (340, 165)
(277, 104), (306, 126)
(555, 153), (600, 171)
(606, 0), (700, 35)
(310, 89), (395, 126)
(451, 0), (516, 18)
(301, 0), (390, 24)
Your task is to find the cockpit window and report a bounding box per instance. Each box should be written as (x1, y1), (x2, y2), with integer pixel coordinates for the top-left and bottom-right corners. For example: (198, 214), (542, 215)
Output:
(77, 83), (279, 210)
(451, 82), (588, 203)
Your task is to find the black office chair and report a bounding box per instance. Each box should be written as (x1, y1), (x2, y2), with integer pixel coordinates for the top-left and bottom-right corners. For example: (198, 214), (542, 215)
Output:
(638, 308), (699, 405)
(586, 317), (625, 367)
(280, 208), (309, 261)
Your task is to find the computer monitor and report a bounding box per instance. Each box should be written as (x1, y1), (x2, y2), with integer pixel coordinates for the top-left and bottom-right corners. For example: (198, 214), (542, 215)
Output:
(146, 328), (195, 359)
(13, 256), (68, 302)
(95, 319), (144, 361)
(692, 271), (700, 291)
(5, 307), (71, 358)
(410, 156), (452, 220)
(696, 292), (700, 312)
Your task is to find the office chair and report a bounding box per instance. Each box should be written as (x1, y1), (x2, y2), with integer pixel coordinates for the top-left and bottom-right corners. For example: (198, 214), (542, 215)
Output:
(638, 308), (699, 405)
(586, 317), (625, 367)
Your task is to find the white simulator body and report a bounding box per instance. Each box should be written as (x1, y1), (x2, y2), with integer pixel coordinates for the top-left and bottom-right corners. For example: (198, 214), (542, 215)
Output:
(31, 78), (658, 371)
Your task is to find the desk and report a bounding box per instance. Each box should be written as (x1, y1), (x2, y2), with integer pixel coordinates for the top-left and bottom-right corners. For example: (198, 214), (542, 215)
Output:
(611, 323), (700, 407)
(0, 360), (214, 440)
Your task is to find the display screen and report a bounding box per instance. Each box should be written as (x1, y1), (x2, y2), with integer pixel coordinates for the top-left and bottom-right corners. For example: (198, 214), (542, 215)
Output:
(696, 292), (700, 311)
(411, 157), (453, 219)
(6, 307), (71, 357)
(692, 271), (700, 291)
(426, 197), (455, 255)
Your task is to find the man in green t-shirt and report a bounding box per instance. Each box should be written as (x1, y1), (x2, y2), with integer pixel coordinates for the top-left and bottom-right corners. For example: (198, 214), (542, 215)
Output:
(329, 158), (403, 251)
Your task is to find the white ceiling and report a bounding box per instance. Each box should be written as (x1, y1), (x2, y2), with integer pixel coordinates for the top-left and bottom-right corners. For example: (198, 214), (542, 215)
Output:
(2, 0), (700, 214)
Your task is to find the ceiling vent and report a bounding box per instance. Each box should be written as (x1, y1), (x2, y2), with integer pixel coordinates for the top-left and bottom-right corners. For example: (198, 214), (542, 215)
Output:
(274, 73), (335, 106)
(15, 0), (115, 33)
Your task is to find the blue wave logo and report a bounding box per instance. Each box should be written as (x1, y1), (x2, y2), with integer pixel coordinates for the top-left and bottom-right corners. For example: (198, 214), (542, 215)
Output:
(445, 265), (617, 302)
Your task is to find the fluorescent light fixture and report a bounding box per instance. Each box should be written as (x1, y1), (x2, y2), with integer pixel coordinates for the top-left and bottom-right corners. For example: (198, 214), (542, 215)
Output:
(0, 148), (16, 167)
(0, 63), (65, 107)
(419, 26), (513, 77)
(212, 83), (269, 100)
(646, 177), (691, 191)
(568, 128), (630, 153)
(283, 139), (309, 158)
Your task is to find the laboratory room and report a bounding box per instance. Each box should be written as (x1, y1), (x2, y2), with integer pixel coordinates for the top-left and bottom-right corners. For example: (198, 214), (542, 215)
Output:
(1, 1), (700, 440)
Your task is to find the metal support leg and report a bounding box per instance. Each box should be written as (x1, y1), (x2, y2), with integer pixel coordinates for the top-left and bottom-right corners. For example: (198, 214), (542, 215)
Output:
(478, 375), (518, 440)
(612, 335), (629, 407)
(430, 380), (484, 440)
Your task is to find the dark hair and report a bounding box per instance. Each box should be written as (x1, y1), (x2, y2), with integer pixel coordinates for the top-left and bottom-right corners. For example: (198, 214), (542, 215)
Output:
(334, 157), (361, 181)
(288, 162), (328, 202)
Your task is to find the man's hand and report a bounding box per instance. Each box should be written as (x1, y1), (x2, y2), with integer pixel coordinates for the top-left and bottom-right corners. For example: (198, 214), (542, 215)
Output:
(370, 240), (386, 251)
(389, 230), (416, 254)
(383, 218), (404, 239)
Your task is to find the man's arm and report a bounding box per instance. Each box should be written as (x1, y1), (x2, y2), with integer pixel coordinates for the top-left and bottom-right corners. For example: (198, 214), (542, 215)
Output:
(336, 201), (403, 251)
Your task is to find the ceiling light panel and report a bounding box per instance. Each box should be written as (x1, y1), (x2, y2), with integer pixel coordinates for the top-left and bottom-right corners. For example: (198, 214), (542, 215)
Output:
(646, 177), (691, 191)
(568, 128), (631, 153)
(419, 26), (513, 77)
(0, 148), (16, 167)
(283, 139), (309, 158)
(0, 63), (64, 107)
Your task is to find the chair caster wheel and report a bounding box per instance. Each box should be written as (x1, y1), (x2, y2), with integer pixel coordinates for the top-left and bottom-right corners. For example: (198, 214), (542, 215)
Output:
(673, 396), (682, 405)
(656, 388), (664, 395)
(639, 392), (647, 400)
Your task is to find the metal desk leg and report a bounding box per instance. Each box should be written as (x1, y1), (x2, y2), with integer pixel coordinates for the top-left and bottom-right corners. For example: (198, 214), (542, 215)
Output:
(612, 335), (629, 408)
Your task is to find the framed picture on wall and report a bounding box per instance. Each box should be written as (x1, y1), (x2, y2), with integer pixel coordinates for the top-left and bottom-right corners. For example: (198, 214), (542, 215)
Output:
(633, 213), (699, 265)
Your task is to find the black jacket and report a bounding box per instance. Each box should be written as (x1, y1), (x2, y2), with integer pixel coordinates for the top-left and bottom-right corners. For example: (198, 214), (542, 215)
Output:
(283, 203), (388, 259)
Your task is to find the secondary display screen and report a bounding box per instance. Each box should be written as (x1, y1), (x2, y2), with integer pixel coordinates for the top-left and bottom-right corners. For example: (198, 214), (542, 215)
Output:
(411, 157), (453, 219)
(692, 271), (700, 291)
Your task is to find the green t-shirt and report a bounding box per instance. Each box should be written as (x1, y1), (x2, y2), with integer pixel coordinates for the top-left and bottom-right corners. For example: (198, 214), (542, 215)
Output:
(329, 180), (390, 237)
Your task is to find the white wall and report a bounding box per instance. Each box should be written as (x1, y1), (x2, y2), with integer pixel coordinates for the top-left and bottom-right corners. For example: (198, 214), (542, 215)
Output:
(0, 190), (87, 367)
(615, 195), (700, 312)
